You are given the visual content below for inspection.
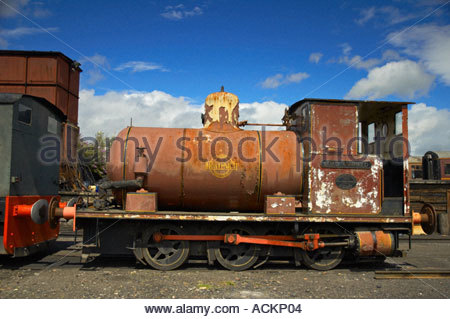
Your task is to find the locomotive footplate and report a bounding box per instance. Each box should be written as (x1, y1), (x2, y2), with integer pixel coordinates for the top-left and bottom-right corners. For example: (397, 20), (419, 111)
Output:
(73, 209), (413, 225)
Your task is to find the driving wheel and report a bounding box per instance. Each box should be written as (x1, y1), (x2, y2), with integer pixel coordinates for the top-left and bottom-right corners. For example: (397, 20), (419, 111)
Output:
(299, 224), (345, 271)
(214, 224), (259, 271)
(141, 224), (189, 271)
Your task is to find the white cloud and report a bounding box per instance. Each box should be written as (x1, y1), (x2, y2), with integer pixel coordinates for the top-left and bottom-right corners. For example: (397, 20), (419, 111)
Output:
(161, 4), (203, 20)
(408, 103), (450, 155)
(309, 52), (323, 64)
(356, 6), (419, 26)
(0, 0), (28, 17)
(340, 55), (380, 70)
(115, 61), (167, 73)
(341, 43), (352, 56)
(261, 74), (283, 89)
(378, 6), (419, 25)
(356, 6), (376, 25)
(80, 56), (167, 85)
(82, 54), (109, 68)
(240, 101), (287, 128)
(0, 26), (58, 37)
(388, 24), (450, 86)
(79, 54), (109, 85)
(78, 89), (288, 137)
(333, 43), (401, 70)
(0, 0), (51, 18)
(79, 89), (203, 137)
(0, 26), (58, 49)
(32, 6), (51, 18)
(345, 60), (435, 99)
(261, 72), (309, 89)
(85, 69), (104, 86)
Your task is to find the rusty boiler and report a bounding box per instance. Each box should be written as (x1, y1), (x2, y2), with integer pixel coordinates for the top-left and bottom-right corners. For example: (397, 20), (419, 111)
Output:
(108, 89), (302, 211)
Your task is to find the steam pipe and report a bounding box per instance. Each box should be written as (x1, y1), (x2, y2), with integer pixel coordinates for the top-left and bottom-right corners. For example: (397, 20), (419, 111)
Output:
(99, 177), (144, 190)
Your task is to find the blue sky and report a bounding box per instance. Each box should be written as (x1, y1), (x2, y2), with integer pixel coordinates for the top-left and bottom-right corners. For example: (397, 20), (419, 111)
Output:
(1, 0), (449, 154)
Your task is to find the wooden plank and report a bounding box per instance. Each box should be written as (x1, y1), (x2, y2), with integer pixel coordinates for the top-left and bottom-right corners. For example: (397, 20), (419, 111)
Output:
(429, 204), (448, 211)
(410, 188), (448, 194)
(410, 196), (446, 203)
(410, 192), (447, 197)
(410, 183), (450, 190)
(410, 203), (446, 214)
(410, 179), (450, 185)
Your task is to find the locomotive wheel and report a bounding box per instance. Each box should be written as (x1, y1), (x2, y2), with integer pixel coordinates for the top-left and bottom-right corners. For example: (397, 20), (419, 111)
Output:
(214, 225), (259, 271)
(299, 225), (345, 271)
(420, 203), (437, 235)
(141, 224), (189, 271)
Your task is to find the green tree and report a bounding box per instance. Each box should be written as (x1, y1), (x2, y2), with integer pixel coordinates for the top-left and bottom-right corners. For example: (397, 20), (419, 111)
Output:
(78, 131), (110, 181)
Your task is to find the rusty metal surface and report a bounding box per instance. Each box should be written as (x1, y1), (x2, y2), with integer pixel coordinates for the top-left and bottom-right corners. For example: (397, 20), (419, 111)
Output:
(309, 154), (382, 214)
(356, 230), (395, 256)
(311, 103), (358, 155)
(67, 93), (79, 124)
(75, 208), (412, 224)
(108, 126), (302, 212)
(125, 192), (157, 212)
(292, 101), (385, 215)
(26, 85), (68, 114)
(0, 56), (27, 84)
(265, 195), (296, 215)
(0, 85), (25, 94)
(0, 50), (81, 121)
(28, 57), (64, 86)
(0, 53), (80, 94)
(69, 66), (80, 96)
(203, 91), (240, 129)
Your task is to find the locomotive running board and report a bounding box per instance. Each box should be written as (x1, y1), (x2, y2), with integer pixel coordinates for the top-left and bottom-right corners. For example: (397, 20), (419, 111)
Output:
(74, 209), (413, 225)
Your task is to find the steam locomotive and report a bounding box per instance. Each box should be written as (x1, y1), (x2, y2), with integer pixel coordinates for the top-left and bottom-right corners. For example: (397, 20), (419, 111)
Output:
(42, 89), (436, 271)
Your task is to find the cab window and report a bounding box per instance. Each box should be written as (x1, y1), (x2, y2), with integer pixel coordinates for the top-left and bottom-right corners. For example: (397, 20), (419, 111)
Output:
(18, 104), (32, 125)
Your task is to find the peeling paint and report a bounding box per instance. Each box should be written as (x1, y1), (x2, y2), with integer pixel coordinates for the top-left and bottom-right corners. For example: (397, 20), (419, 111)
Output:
(309, 154), (382, 214)
(75, 209), (412, 225)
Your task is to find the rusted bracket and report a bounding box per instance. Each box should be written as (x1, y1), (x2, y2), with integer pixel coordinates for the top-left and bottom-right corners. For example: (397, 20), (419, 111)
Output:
(48, 197), (77, 231)
(412, 203), (437, 235)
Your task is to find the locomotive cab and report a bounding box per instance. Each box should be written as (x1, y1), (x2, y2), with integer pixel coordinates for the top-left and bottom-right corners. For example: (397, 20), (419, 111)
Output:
(289, 99), (411, 217)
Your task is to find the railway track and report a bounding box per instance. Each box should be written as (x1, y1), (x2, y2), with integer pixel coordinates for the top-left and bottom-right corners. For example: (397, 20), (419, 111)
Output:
(375, 269), (450, 279)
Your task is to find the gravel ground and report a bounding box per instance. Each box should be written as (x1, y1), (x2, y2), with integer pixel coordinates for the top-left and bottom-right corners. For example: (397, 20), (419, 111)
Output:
(0, 234), (449, 299)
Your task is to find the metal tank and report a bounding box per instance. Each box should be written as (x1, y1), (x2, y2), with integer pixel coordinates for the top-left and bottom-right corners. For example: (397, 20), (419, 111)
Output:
(107, 89), (302, 212)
